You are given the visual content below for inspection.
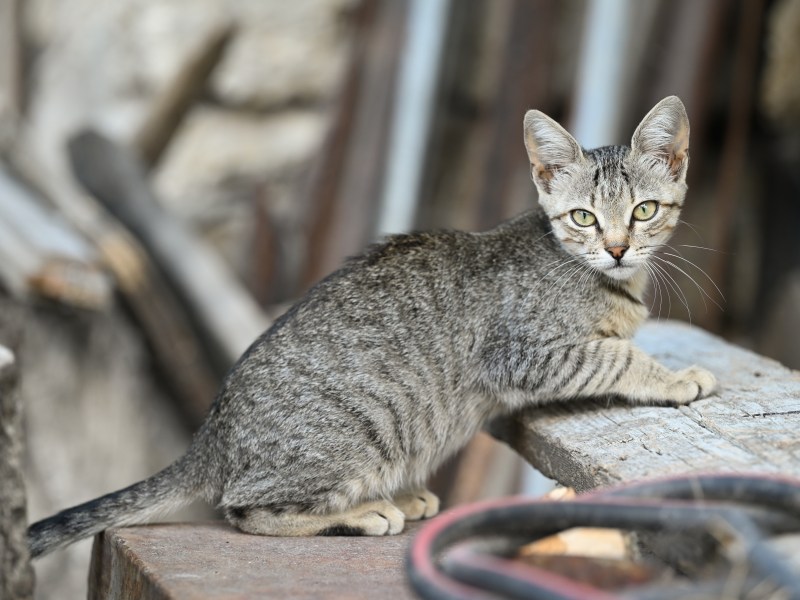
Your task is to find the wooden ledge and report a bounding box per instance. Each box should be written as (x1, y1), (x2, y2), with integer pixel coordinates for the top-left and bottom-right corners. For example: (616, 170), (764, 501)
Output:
(491, 319), (800, 491)
(89, 522), (419, 600)
(88, 321), (800, 598)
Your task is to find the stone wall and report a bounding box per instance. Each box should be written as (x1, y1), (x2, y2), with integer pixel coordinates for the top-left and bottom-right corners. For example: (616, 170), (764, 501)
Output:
(23, 0), (358, 284)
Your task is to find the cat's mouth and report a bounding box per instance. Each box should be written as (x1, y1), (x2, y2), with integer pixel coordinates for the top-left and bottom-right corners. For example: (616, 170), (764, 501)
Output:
(603, 262), (638, 280)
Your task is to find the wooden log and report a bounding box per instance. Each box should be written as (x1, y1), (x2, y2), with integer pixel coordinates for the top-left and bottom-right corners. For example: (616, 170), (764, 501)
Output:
(132, 22), (236, 170)
(0, 346), (34, 600)
(68, 130), (270, 370)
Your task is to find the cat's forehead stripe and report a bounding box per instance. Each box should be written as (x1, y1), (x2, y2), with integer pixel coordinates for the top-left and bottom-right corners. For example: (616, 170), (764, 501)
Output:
(583, 145), (639, 207)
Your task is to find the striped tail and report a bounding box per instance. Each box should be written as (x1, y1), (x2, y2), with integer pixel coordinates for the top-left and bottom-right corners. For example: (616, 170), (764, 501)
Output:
(27, 456), (202, 558)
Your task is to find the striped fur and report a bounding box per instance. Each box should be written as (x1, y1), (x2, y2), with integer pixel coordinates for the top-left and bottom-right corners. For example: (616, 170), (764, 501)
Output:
(28, 96), (716, 557)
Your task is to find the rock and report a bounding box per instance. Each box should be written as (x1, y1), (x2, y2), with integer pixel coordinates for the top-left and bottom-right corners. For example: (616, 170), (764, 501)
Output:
(154, 106), (327, 216)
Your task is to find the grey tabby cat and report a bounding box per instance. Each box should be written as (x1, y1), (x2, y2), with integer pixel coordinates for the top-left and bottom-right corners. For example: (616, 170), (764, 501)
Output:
(28, 95), (716, 557)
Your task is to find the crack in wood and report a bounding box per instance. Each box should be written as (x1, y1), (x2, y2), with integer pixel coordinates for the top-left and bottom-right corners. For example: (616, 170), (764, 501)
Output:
(744, 409), (800, 418)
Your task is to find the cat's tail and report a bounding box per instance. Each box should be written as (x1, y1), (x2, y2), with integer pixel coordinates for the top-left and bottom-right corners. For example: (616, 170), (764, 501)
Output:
(27, 451), (207, 559)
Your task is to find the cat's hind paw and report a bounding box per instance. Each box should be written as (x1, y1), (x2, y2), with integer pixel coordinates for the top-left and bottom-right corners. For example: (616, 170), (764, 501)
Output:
(360, 500), (406, 535)
(671, 366), (717, 404)
(319, 500), (406, 536)
(393, 489), (440, 520)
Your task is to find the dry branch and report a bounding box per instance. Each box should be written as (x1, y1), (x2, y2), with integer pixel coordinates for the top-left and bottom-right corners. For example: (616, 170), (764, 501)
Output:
(68, 130), (270, 370)
(132, 22), (236, 170)
(0, 165), (112, 309)
(4, 141), (219, 424)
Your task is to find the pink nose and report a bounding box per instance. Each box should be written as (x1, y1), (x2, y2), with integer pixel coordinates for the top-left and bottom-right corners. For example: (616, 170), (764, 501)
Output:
(606, 246), (628, 260)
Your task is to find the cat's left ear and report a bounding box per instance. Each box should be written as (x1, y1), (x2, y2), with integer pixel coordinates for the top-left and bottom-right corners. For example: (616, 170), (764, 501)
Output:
(631, 96), (690, 182)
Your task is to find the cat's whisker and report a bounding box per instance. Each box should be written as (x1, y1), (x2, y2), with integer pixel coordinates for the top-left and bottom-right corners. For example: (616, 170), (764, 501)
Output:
(540, 256), (586, 282)
(540, 251), (593, 271)
(661, 243), (684, 257)
(643, 263), (665, 320)
(650, 255), (724, 313)
(551, 260), (596, 299)
(648, 261), (671, 320)
(575, 264), (598, 294)
(676, 244), (727, 254)
(545, 264), (586, 298)
(650, 260), (691, 323)
(678, 219), (705, 242)
(659, 251), (726, 304)
(651, 257), (705, 316)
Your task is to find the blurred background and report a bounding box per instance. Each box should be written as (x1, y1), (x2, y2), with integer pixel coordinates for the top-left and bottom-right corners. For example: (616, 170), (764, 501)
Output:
(1, 0), (799, 597)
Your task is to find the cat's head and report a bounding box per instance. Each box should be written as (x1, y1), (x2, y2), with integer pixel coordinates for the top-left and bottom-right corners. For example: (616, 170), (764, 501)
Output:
(523, 96), (689, 282)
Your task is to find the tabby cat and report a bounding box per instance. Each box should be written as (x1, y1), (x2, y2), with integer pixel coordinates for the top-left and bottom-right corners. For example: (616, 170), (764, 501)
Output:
(28, 95), (716, 557)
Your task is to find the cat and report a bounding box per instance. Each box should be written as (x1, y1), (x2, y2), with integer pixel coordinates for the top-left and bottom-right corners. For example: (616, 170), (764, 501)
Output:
(28, 95), (716, 557)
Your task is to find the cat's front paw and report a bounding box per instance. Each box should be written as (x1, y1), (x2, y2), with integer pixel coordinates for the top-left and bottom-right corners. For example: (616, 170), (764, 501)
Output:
(670, 366), (717, 405)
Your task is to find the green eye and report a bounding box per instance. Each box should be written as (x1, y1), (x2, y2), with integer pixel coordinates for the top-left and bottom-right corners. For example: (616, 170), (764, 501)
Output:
(632, 201), (658, 221)
(570, 209), (597, 227)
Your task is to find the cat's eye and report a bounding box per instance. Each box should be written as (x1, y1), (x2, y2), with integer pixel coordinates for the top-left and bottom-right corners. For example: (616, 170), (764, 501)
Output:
(570, 209), (596, 227)
(632, 201), (659, 221)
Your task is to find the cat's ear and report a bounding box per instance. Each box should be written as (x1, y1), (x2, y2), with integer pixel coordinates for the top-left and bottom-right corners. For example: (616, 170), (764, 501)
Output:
(523, 110), (584, 194)
(631, 96), (690, 182)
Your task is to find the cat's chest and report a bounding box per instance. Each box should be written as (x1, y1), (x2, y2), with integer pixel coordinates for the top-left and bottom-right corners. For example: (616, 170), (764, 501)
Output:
(594, 277), (649, 339)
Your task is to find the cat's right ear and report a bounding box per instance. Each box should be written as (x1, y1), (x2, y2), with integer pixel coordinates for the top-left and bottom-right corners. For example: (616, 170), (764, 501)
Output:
(523, 110), (584, 194)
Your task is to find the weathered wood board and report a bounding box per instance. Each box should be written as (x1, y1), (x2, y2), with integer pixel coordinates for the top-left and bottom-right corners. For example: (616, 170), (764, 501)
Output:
(89, 522), (419, 600)
(498, 320), (800, 492)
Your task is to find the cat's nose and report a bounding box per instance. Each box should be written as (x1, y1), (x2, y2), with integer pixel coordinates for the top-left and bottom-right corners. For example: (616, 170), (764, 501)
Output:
(605, 245), (629, 261)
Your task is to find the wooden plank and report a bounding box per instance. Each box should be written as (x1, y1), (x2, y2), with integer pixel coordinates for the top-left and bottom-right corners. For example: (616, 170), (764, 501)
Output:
(494, 320), (800, 492)
(88, 522), (419, 600)
(301, 0), (407, 291)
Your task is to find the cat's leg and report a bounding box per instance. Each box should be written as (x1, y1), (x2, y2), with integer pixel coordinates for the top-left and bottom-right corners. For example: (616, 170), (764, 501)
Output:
(224, 499), (406, 536)
(486, 338), (716, 407)
(544, 339), (717, 406)
(392, 489), (440, 520)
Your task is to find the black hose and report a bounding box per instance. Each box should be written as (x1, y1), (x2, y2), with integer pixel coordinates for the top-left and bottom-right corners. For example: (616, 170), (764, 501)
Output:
(407, 473), (800, 600)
